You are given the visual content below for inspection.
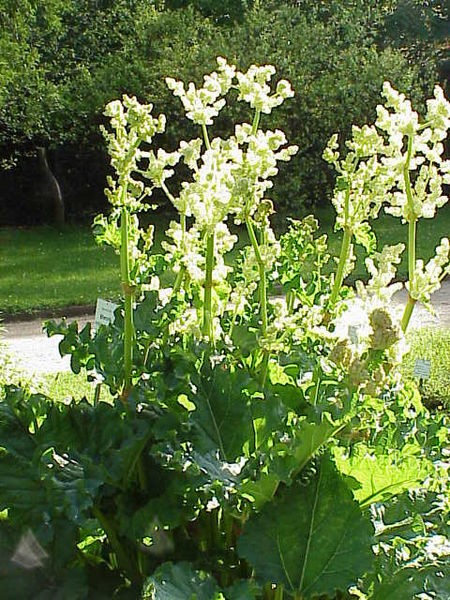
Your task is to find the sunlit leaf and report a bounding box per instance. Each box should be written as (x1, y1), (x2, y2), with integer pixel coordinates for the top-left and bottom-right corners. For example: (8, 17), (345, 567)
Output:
(238, 455), (374, 598)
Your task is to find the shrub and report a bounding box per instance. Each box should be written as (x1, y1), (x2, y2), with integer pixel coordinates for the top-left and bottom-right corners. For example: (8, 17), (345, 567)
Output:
(0, 1), (434, 223)
(0, 59), (447, 599)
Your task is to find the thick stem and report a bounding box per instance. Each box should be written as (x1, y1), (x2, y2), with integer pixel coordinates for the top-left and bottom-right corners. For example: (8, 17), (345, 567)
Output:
(202, 232), (215, 339)
(171, 266), (186, 297)
(401, 135), (418, 333)
(170, 214), (188, 298)
(120, 206), (134, 398)
(246, 218), (268, 336)
(401, 295), (417, 332)
(246, 217), (270, 384)
(274, 585), (284, 600)
(92, 505), (138, 582)
(252, 109), (261, 135)
(202, 123), (211, 150)
(329, 225), (352, 308)
(407, 218), (416, 283)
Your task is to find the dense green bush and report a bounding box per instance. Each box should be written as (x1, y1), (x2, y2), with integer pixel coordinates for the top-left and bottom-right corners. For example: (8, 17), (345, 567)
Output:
(85, 2), (432, 216)
(0, 1), (441, 223)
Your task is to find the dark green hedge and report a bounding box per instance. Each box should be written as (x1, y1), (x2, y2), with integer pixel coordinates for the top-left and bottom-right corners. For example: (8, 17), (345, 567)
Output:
(0, 1), (440, 224)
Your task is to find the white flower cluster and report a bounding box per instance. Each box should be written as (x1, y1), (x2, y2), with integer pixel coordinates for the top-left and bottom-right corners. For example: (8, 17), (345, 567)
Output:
(165, 58), (294, 124)
(325, 83), (450, 227)
(323, 130), (386, 250)
(356, 243), (405, 304)
(325, 82), (450, 320)
(102, 95), (165, 209)
(236, 64), (294, 114)
(407, 237), (450, 309)
(140, 148), (180, 189)
(165, 56), (235, 125)
(103, 58), (298, 340)
(376, 82), (450, 222)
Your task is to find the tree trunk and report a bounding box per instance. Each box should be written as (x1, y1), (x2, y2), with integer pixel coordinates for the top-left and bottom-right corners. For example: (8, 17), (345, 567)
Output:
(36, 146), (65, 228)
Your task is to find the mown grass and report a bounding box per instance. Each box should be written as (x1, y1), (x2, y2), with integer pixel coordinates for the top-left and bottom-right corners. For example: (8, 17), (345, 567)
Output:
(1, 202), (449, 315)
(42, 371), (113, 404)
(314, 202), (450, 282)
(401, 327), (450, 410)
(0, 226), (120, 314)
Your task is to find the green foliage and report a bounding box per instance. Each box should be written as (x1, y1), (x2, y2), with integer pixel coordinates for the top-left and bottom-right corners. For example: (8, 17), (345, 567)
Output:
(238, 455), (374, 598)
(369, 490), (450, 599)
(1, 63), (449, 600)
(0, 0), (158, 150)
(0, 0), (434, 218)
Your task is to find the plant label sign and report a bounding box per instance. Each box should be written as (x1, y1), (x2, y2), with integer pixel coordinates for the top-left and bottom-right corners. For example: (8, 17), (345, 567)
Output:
(413, 359), (431, 379)
(94, 298), (118, 331)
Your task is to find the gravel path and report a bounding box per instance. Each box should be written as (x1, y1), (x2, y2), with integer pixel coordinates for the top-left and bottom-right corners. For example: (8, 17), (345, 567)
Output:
(2, 280), (450, 375)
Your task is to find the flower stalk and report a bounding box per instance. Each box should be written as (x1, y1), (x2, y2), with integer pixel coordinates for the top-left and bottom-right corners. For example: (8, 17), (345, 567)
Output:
(329, 223), (352, 308)
(202, 231), (215, 339)
(401, 135), (417, 332)
(120, 205), (134, 398)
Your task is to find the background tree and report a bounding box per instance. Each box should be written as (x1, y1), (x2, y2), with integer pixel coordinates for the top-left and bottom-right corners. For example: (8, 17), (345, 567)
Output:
(0, 0), (445, 225)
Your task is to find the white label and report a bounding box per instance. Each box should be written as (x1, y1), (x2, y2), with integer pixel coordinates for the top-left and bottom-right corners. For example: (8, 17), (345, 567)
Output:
(94, 298), (118, 331)
(413, 359), (431, 379)
(348, 325), (359, 345)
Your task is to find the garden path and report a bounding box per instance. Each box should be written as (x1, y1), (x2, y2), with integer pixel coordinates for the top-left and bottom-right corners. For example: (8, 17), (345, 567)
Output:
(2, 280), (450, 375)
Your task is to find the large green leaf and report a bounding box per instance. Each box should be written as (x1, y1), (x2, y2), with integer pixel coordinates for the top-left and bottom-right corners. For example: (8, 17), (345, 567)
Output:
(333, 445), (433, 508)
(271, 415), (338, 482)
(142, 562), (222, 599)
(240, 414), (338, 509)
(238, 455), (374, 598)
(189, 363), (284, 462)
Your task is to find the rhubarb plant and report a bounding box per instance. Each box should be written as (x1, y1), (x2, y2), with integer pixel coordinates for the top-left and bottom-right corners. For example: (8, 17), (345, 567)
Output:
(0, 60), (448, 599)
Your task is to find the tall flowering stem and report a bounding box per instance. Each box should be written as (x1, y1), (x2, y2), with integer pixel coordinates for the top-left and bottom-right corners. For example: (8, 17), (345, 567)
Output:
(376, 83), (450, 330)
(203, 231), (215, 339)
(330, 227), (352, 308)
(99, 95), (166, 399)
(401, 135), (417, 332)
(247, 108), (269, 341)
(329, 186), (352, 308)
(246, 217), (268, 337)
(200, 122), (216, 339)
(120, 206), (134, 396)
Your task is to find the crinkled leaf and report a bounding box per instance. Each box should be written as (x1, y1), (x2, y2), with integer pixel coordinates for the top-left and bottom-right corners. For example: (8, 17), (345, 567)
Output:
(369, 490), (450, 600)
(190, 364), (266, 461)
(371, 564), (450, 600)
(142, 561), (222, 600)
(239, 473), (280, 510)
(272, 415), (338, 482)
(193, 450), (244, 488)
(238, 454), (374, 598)
(333, 445), (433, 508)
(39, 448), (104, 524)
(240, 415), (339, 509)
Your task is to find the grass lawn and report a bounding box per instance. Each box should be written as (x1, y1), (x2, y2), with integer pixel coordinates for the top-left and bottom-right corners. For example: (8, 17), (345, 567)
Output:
(1, 202), (449, 315)
(402, 327), (450, 410)
(0, 226), (120, 314)
(314, 202), (450, 282)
